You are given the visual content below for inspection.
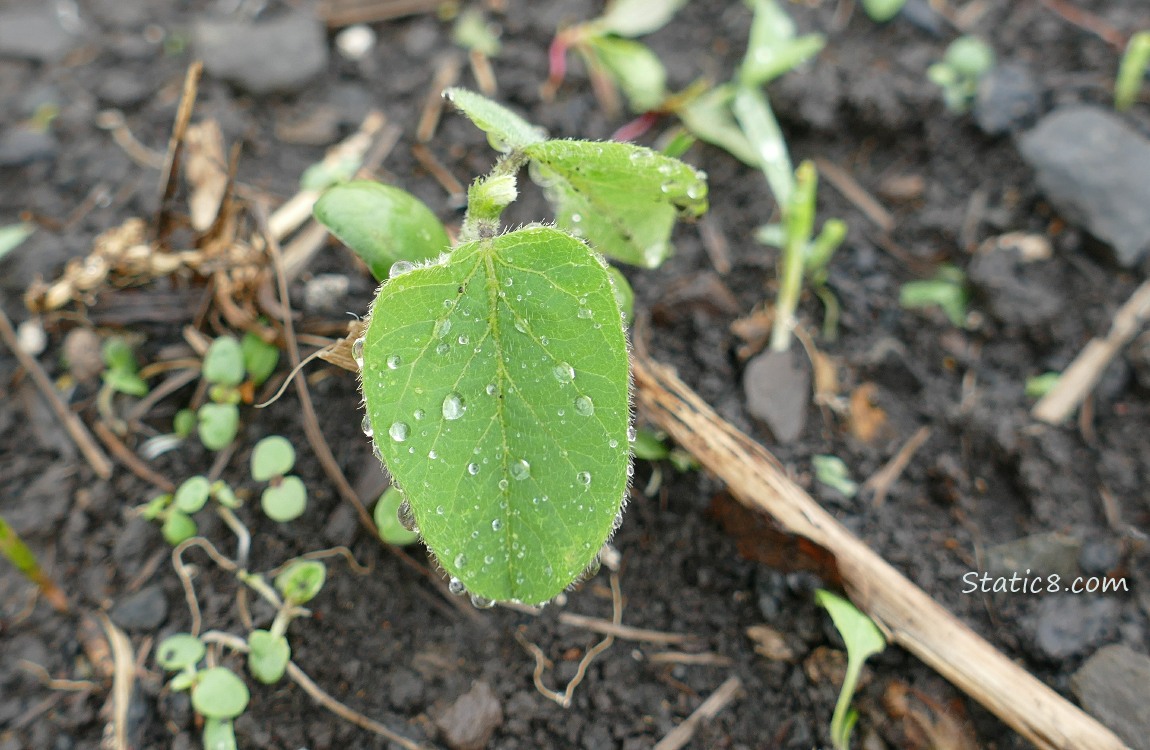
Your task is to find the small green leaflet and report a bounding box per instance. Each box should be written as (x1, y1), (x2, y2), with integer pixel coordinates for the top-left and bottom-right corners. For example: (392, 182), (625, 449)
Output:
(444, 88), (547, 153)
(586, 36), (668, 112)
(314, 181), (450, 280)
(525, 140), (708, 267)
(361, 226), (630, 605)
(596, 0), (689, 38)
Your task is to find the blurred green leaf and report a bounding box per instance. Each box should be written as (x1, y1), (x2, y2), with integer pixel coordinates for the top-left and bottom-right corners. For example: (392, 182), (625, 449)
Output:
(174, 475), (211, 514)
(740, 0), (824, 87)
(731, 86), (794, 207)
(157, 634), (206, 671)
(678, 86), (760, 166)
(197, 403), (239, 451)
(202, 336), (245, 387)
(275, 560), (326, 604)
(247, 630), (290, 684)
(899, 266), (968, 327)
(597, 0), (688, 37)
(162, 510), (198, 545)
(860, 0), (907, 22)
(0, 222), (34, 262)
(261, 476), (307, 522)
(587, 36), (668, 112)
(202, 718), (238, 750)
(251, 435), (295, 481)
(102, 368), (149, 397)
(241, 332), (279, 386)
(191, 667), (249, 720)
(1115, 31), (1150, 111)
(812, 455), (858, 498)
(815, 590), (886, 750)
(453, 8), (501, 56)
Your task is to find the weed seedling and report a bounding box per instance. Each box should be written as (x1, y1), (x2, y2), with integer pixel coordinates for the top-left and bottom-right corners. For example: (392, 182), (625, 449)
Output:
(100, 336), (149, 397)
(156, 634), (249, 750)
(196, 333), (279, 450)
(815, 590), (886, 750)
(251, 435), (307, 522)
(860, 0), (907, 23)
(899, 264), (968, 327)
(1025, 371), (1061, 399)
(141, 475), (240, 545)
(0, 514), (69, 611)
(811, 455), (858, 498)
(1115, 31), (1150, 111)
(0, 222), (34, 262)
(315, 88), (707, 605)
(928, 36), (995, 113)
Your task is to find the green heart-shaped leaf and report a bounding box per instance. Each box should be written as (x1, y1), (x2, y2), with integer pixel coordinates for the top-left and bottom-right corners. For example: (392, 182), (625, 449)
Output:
(247, 630), (290, 684)
(174, 475), (211, 513)
(523, 140), (708, 267)
(192, 667), (249, 719)
(596, 0), (688, 37)
(156, 634), (206, 671)
(202, 336), (245, 387)
(251, 435), (295, 481)
(361, 226), (631, 604)
(260, 476), (307, 522)
(314, 181), (450, 280)
(197, 403), (239, 451)
(275, 559), (326, 604)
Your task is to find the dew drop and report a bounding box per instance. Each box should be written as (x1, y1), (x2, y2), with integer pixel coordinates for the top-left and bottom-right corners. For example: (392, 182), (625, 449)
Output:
(448, 577), (465, 595)
(386, 354), (401, 370)
(491, 518), (503, 531)
(484, 555), (495, 565)
(574, 396), (594, 416)
(504, 277), (514, 287)
(571, 212), (582, 223)
(389, 422), (409, 442)
(553, 361), (575, 384)
(436, 505), (445, 515)
(609, 438), (619, 449)
(435, 342), (450, 355)
(470, 593), (496, 609)
(442, 392), (466, 420)
(389, 260), (416, 278)
(434, 318), (452, 338)
(686, 182), (705, 200)
(510, 459), (531, 481)
(576, 471), (592, 486)
(457, 334), (469, 346)
(467, 462), (480, 475)
(485, 383), (497, 396)
(454, 553), (467, 569)
(413, 408), (425, 420)
(397, 500), (417, 532)
(539, 336), (549, 346)
(372, 443), (383, 461)
(627, 426), (637, 442)
(428, 449), (438, 460)
(514, 319), (527, 334)
(577, 307), (592, 319)
(352, 337), (365, 368)
(498, 479), (509, 491)
(360, 414), (373, 437)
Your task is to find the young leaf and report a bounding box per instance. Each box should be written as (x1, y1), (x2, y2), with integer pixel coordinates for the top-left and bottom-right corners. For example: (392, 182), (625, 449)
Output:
(740, 0), (825, 87)
(251, 435), (296, 481)
(162, 510), (198, 545)
(191, 667), (250, 720)
(313, 182), (450, 281)
(899, 265), (968, 327)
(374, 486), (421, 546)
(202, 336), (245, 387)
(596, 0), (688, 37)
(815, 590), (886, 750)
(1116, 32), (1150, 111)
(157, 634), (206, 671)
(0, 222), (34, 262)
(202, 718), (238, 750)
(241, 332), (279, 386)
(261, 476), (307, 522)
(102, 368), (149, 397)
(361, 226), (631, 604)
(275, 560), (326, 604)
(860, 0), (907, 23)
(586, 36), (668, 113)
(445, 88), (548, 153)
(811, 455), (858, 498)
(174, 475), (212, 514)
(197, 403), (239, 451)
(247, 630), (290, 684)
(101, 337), (139, 374)
(677, 86), (761, 166)
(524, 140), (708, 267)
(731, 86), (794, 208)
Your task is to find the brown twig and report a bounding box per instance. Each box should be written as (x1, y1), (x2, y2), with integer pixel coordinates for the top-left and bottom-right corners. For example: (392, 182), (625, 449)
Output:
(653, 675), (744, 750)
(96, 612), (136, 750)
(1037, 0), (1127, 51)
(630, 349), (1130, 750)
(1033, 278), (1150, 423)
(92, 420), (175, 492)
(417, 55), (463, 143)
(318, 0), (443, 27)
(412, 143), (467, 203)
(558, 612), (696, 645)
(200, 630), (434, 750)
(814, 157), (894, 233)
(862, 426), (931, 507)
(646, 652), (734, 667)
(155, 61), (203, 246)
(0, 308), (113, 479)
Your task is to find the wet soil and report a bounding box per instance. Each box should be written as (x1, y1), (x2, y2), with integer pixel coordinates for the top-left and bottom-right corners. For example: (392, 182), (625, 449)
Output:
(2, 1), (1149, 749)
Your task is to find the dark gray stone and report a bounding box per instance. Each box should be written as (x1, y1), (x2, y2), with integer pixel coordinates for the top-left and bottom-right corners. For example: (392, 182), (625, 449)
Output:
(97, 70), (151, 108)
(1071, 644), (1150, 750)
(967, 248), (1064, 329)
(985, 533), (1081, 581)
(975, 64), (1040, 135)
(0, 127), (58, 167)
(435, 681), (503, 750)
(109, 584), (168, 631)
(1020, 106), (1150, 267)
(194, 11), (328, 95)
(1030, 595), (1117, 660)
(0, 7), (77, 62)
(743, 347), (810, 444)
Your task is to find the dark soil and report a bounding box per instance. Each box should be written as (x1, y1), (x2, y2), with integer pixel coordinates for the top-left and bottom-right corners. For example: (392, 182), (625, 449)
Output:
(3, 1), (1149, 749)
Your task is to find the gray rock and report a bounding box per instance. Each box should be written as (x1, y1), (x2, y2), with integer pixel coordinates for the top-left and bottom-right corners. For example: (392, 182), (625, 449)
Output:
(0, 127), (58, 167)
(1071, 644), (1150, 750)
(1019, 107), (1150, 267)
(985, 532), (1081, 581)
(1078, 538), (1121, 577)
(109, 584), (169, 631)
(975, 64), (1040, 135)
(0, 6), (77, 62)
(97, 70), (151, 108)
(967, 248), (1066, 329)
(743, 347), (810, 444)
(1030, 595), (1117, 660)
(435, 681), (503, 750)
(194, 11), (328, 95)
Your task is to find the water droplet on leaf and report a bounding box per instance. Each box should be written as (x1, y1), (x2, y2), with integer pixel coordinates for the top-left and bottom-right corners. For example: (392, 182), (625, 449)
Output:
(389, 422), (409, 442)
(574, 396), (594, 416)
(442, 392), (465, 420)
(510, 459), (530, 480)
(553, 362), (575, 384)
(386, 354), (401, 370)
(389, 260), (415, 278)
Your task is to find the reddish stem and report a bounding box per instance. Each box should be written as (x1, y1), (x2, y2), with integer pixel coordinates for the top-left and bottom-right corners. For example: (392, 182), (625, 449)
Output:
(611, 112), (659, 143)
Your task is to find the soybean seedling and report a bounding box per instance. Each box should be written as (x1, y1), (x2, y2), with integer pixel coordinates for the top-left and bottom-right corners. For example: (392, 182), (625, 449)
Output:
(927, 36), (995, 113)
(815, 590), (886, 750)
(195, 333), (280, 450)
(314, 88), (708, 606)
(1115, 31), (1150, 111)
(899, 264), (968, 327)
(251, 435), (307, 522)
(544, 0), (687, 116)
(140, 474), (241, 545)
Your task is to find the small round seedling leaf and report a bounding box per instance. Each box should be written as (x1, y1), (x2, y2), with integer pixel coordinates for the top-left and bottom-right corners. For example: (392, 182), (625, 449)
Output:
(261, 476), (307, 522)
(102, 367), (149, 397)
(374, 486), (420, 546)
(202, 336), (245, 387)
(211, 481), (241, 509)
(362, 226), (632, 604)
(445, 88), (547, 153)
(275, 560), (326, 604)
(523, 140), (708, 268)
(202, 718), (238, 750)
(251, 435), (295, 481)
(101, 336), (138, 373)
(198, 403), (239, 451)
(247, 629), (290, 684)
(174, 475), (211, 513)
(162, 510), (198, 545)
(192, 667), (249, 719)
(156, 634), (205, 671)
(173, 408), (196, 438)
(314, 182), (450, 281)
(241, 332), (279, 386)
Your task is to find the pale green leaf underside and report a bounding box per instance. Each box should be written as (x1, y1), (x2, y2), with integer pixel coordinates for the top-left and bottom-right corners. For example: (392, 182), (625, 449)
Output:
(525, 140), (708, 268)
(362, 226), (630, 604)
(588, 36), (668, 113)
(597, 0), (688, 38)
(445, 87), (547, 153)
